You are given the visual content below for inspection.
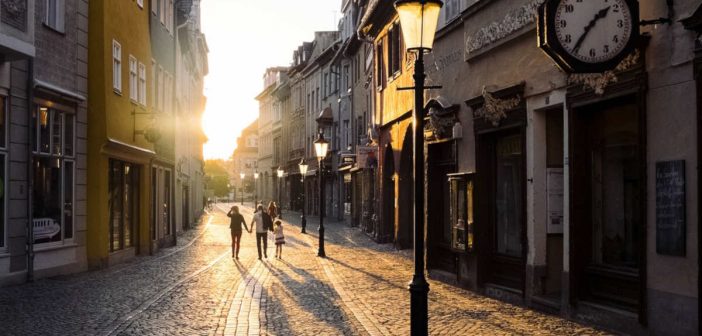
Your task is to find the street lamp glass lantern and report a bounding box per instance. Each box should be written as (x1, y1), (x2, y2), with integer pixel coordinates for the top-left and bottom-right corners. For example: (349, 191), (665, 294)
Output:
(254, 172), (259, 179)
(299, 159), (308, 176)
(277, 167), (284, 178)
(314, 133), (329, 160)
(394, 0), (443, 52)
(240, 173), (245, 179)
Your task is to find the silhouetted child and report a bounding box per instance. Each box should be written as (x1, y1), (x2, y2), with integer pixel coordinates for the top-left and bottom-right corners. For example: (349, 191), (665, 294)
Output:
(274, 220), (285, 259)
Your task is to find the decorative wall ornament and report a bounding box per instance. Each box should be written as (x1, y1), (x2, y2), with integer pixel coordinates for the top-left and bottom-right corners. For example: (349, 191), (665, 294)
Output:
(424, 97), (460, 142)
(426, 110), (457, 141)
(567, 49), (641, 95)
(465, 0), (545, 58)
(1, 0), (27, 31)
(474, 87), (521, 127)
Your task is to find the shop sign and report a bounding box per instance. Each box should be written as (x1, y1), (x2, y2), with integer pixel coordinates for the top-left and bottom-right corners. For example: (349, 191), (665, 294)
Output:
(656, 160), (686, 256)
(357, 146), (378, 169)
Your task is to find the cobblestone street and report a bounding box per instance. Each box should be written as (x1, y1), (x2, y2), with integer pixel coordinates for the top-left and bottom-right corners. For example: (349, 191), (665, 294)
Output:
(0, 205), (612, 335)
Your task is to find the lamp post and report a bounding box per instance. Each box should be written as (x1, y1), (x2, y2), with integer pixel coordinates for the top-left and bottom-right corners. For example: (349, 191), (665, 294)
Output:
(277, 167), (284, 219)
(394, 1), (442, 335)
(314, 132), (329, 258)
(254, 171), (260, 208)
(298, 158), (309, 233)
(240, 172), (245, 205)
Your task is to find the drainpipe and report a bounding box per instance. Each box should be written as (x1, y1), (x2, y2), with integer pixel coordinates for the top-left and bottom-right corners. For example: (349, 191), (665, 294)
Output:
(26, 58), (35, 282)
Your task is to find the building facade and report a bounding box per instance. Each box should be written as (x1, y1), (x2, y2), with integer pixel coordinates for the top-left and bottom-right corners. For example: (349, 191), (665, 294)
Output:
(256, 67), (287, 206)
(149, 0), (178, 250)
(359, 3), (415, 245)
(283, 43), (313, 213)
(30, 0), (90, 281)
(232, 120), (258, 203)
(87, 0), (154, 268)
(174, 0), (208, 232)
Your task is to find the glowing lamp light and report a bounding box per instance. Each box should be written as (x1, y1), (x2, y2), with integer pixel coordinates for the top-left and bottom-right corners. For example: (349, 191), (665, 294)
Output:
(298, 159), (308, 176)
(277, 167), (284, 178)
(394, 0), (443, 51)
(39, 107), (49, 127)
(314, 133), (329, 160)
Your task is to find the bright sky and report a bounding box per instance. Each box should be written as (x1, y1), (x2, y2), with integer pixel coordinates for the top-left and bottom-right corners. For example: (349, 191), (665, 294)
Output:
(201, 0), (341, 160)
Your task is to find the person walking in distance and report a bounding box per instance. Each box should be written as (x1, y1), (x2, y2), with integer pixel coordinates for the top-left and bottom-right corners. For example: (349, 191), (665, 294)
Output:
(250, 204), (273, 259)
(273, 220), (285, 259)
(227, 206), (249, 260)
(267, 201), (278, 219)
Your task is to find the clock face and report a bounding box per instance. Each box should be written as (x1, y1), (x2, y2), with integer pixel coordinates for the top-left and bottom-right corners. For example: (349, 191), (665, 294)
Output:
(553, 0), (633, 64)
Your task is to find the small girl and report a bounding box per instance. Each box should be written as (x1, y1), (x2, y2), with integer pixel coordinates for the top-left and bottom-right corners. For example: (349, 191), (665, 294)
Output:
(273, 220), (285, 259)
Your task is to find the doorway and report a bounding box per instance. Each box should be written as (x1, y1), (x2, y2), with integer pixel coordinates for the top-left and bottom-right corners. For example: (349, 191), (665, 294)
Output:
(478, 128), (527, 291)
(427, 141), (457, 273)
(398, 129), (413, 249)
(571, 94), (644, 313)
(382, 145), (396, 243)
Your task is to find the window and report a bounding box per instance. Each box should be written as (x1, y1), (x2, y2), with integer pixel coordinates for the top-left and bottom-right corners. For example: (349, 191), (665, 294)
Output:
(344, 65), (350, 91)
(158, 66), (164, 111)
(32, 105), (76, 245)
(168, 0), (174, 33)
(323, 73), (329, 97)
(44, 0), (65, 32)
(137, 0), (143, 9)
(376, 42), (385, 88)
(389, 25), (403, 76)
(138, 63), (146, 105)
(450, 174), (474, 252)
(113, 40), (122, 93)
(160, 0), (166, 25)
(129, 56), (138, 102)
(151, 60), (156, 108)
(110, 160), (139, 251)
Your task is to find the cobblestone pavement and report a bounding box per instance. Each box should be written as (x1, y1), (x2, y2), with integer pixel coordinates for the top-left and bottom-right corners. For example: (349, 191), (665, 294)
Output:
(0, 202), (612, 335)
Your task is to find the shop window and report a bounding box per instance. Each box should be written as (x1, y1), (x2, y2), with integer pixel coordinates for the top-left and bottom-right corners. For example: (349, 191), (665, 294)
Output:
(110, 160), (139, 252)
(450, 173), (474, 252)
(32, 105), (75, 245)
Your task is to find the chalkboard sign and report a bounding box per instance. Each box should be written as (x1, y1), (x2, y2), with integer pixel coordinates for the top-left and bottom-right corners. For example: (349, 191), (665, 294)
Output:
(655, 160), (686, 256)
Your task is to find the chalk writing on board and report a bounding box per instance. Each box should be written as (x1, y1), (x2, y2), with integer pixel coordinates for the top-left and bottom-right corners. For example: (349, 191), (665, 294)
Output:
(655, 160), (686, 256)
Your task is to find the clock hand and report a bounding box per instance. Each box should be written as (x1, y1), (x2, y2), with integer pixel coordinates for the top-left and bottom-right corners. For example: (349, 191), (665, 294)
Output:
(572, 6), (611, 54)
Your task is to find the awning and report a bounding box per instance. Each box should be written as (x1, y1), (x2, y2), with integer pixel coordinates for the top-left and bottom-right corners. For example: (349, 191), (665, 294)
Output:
(338, 165), (353, 173)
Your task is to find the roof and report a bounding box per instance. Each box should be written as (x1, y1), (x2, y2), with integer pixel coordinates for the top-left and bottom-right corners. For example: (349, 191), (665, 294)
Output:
(358, 0), (395, 40)
(317, 107), (333, 123)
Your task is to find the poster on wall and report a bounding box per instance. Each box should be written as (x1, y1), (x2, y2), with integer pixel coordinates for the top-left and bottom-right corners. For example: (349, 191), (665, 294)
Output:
(656, 160), (686, 256)
(547, 168), (564, 234)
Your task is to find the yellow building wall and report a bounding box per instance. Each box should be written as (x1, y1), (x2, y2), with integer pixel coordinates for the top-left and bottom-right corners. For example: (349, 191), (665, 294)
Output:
(88, 0), (154, 268)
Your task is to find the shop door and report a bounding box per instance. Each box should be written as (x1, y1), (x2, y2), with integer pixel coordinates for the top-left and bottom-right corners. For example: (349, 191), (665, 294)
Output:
(480, 129), (526, 291)
(572, 95), (643, 313)
(427, 141), (457, 273)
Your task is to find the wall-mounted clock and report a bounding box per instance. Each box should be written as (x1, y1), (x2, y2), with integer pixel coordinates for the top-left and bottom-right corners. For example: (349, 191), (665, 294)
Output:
(538, 0), (640, 73)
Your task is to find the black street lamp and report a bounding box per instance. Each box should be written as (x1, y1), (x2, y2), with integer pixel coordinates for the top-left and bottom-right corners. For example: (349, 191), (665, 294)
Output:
(394, 1), (442, 335)
(299, 158), (309, 233)
(254, 171), (260, 208)
(314, 132), (329, 258)
(240, 172), (245, 205)
(277, 167), (284, 219)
